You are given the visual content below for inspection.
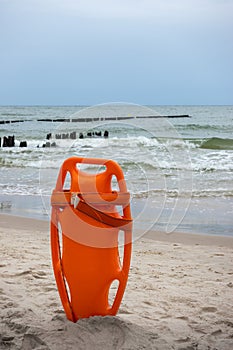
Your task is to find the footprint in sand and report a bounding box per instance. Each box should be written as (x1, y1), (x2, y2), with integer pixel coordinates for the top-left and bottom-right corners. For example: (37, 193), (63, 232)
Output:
(86, 317), (126, 349)
(20, 333), (49, 350)
(118, 308), (133, 315)
(75, 316), (162, 350)
(201, 306), (217, 313)
(0, 335), (15, 348)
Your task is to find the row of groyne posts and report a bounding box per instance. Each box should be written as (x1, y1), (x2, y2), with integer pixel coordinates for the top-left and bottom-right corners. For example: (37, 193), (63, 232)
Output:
(43, 130), (109, 148)
(0, 135), (27, 147)
(0, 130), (109, 148)
(51, 130), (109, 139)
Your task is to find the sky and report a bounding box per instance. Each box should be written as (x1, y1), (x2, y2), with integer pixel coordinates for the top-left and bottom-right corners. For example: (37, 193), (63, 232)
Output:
(0, 0), (233, 105)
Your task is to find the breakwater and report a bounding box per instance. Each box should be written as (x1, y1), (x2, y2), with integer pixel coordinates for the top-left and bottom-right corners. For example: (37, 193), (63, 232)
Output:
(0, 130), (109, 148)
(0, 114), (190, 124)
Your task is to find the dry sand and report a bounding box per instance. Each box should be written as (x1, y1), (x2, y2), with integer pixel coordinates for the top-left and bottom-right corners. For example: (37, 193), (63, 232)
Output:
(0, 214), (233, 349)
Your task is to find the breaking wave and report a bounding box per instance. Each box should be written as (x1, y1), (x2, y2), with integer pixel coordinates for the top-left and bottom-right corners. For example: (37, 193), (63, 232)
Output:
(200, 137), (233, 150)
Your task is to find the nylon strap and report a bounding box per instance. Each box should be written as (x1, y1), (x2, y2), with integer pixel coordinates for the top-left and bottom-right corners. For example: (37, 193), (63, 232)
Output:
(77, 199), (132, 228)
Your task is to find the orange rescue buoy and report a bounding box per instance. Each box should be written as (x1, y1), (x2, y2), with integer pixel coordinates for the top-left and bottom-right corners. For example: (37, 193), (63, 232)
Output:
(50, 157), (133, 322)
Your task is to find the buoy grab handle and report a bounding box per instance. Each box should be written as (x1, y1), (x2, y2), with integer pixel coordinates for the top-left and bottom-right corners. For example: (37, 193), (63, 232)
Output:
(55, 157), (127, 192)
(51, 190), (130, 207)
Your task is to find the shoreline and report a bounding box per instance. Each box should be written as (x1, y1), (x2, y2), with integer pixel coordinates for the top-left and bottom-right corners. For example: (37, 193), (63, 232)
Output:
(1, 192), (233, 237)
(1, 213), (233, 248)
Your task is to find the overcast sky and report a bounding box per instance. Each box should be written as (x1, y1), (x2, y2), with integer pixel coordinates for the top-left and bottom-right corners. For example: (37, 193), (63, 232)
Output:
(0, 0), (232, 105)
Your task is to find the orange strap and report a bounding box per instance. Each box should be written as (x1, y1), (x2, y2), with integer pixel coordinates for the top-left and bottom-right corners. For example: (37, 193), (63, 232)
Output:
(77, 200), (132, 228)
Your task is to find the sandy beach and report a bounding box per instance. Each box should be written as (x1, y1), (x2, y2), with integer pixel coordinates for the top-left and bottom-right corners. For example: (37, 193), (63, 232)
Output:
(0, 214), (233, 350)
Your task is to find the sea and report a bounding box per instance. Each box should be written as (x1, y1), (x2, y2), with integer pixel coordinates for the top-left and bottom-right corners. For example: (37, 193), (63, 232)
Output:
(0, 104), (233, 237)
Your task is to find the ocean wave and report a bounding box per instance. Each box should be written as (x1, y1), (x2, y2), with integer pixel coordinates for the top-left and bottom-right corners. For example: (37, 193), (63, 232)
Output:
(200, 137), (233, 150)
(0, 134), (198, 151)
(178, 123), (229, 131)
(1, 184), (232, 198)
(133, 188), (233, 199)
(192, 189), (233, 197)
(0, 183), (41, 196)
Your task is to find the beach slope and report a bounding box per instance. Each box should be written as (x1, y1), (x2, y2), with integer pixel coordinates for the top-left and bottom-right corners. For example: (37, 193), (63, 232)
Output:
(0, 214), (233, 349)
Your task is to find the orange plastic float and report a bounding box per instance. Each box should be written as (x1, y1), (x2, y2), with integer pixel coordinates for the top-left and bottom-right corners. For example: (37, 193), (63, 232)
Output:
(50, 156), (133, 322)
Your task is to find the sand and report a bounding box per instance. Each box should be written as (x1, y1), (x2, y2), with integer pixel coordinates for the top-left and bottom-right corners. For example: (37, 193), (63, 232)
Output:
(0, 214), (233, 350)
